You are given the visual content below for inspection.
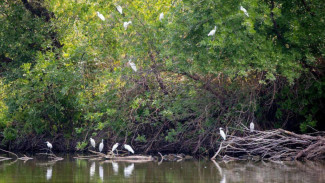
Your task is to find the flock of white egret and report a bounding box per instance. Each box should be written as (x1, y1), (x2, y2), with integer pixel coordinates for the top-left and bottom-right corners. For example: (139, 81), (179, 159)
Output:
(94, 4), (249, 73)
(45, 122), (254, 152)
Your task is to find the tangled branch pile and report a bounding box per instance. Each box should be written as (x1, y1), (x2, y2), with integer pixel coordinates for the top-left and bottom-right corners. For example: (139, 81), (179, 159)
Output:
(213, 129), (325, 161)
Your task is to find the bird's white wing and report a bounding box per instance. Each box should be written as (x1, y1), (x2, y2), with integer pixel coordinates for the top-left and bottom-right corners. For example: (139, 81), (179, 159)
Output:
(97, 12), (105, 21)
(208, 29), (216, 36)
(208, 26), (216, 36)
(220, 130), (226, 140)
(90, 138), (96, 148)
(112, 143), (119, 151)
(250, 122), (254, 132)
(99, 143), (104, 152)
(240, 6), (249, 17)
(129, 61), (137, 72)
(116, 5), (123, 14)
(124, 144), (135, 153)
(159, 13), (164, 21)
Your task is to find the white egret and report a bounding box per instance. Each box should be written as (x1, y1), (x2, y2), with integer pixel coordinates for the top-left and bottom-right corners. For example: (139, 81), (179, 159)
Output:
(250, 122), (254, 132)
(123, 21), (132, 30)
(240, 6), (249, 17)
(96, 11), (105, 21)
(159, 12), (164, 22)
(208, 26), (217, 36)
(45, 141), (52, 153)
(124, 163), (134, 178)
(89, 138), (96, 149)
(112, 143), (119, 154)
(99, 139), (104, 153)
(219, 128), (226, 140)
(116, 5), (123, 14)
(46, 166), (52, 180)
(99, 164), (104, 181)
(128, 59), (137, 72)
(124, 144), (134, 154)
(112, 162), (119, 175)
(90, 162), (95, 177)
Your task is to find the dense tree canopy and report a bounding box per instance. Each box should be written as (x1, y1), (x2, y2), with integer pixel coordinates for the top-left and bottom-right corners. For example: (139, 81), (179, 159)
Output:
(0, 0), (324, 153)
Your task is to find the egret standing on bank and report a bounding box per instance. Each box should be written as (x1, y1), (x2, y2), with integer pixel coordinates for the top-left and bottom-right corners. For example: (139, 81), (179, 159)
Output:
(159, 12), (164, 22)
(96, 11), (105, 21)
(45, 141), (53, 153)
(124, 21), (132, 30)
(250, 121), (254, 132)
(116, 5), (123, 14)
(124, 144), (134, 154)
(112, 143), (119, 155)
(219, 128), (226, 140)
(208, 26), (217, 36)
(99, 139), (104, 153)
(90, 138), (96, 149)
(128, 59), (137, 72)
(240, 6), (249, 17)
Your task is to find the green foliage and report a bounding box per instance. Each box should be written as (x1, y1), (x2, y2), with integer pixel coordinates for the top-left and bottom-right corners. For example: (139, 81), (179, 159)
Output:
(0, 0), (324, 152)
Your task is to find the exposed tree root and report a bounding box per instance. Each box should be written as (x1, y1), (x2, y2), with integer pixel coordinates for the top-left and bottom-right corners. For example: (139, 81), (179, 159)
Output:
(212, 129), (325, 161)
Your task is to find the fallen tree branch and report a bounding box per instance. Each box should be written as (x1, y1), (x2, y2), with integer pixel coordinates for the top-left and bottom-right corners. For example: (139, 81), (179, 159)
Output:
(212, 129), (325, 161)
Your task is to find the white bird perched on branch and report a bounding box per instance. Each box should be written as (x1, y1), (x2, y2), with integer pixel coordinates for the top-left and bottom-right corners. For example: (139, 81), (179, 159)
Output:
(116, 5), (123, 14)
(240, 6), (249, 17)
(112, 143), (119, 154)
(124, 144), (134, 154)
(219, 128), (226, 140)
(99, 139), (104, 152)
(123, 21), (132, 30)
(45, 141), (52, 150)
(159, 12), (164, 22)
(250, 122), (254, 132)
(128, 59), (137, 72)
(96, 11), (105, 21)
(90, 138), (96, 148)
(208, 26), (217, 36)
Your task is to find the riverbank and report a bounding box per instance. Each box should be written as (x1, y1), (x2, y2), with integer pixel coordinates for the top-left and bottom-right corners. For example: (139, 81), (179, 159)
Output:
(1, 129), (324, 161)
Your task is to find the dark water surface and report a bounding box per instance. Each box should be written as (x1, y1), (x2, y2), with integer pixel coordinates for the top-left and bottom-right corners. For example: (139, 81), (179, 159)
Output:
(1, 154), (325, 182)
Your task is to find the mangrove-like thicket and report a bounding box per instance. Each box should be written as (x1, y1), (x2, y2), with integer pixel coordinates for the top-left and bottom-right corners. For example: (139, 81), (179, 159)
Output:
(0, 0), (324, 155)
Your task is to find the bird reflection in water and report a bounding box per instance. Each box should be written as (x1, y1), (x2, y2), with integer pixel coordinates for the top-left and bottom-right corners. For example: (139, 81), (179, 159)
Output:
(124, 163), (134, 178)
(112, 162), (119, 175)
(46, 166), (52, 181)
(212, 160), (226, 183)
(99, 164), (104, 181)
(90, 162), (95, 178)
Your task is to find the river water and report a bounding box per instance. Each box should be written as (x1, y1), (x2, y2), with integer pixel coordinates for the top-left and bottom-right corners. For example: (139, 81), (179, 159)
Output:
(0, 154), (324, 182)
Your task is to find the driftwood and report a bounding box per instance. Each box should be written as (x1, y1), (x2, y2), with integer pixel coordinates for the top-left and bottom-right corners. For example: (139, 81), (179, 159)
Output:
(211, 129), (325, 161)
(37, 153), (63, 161)
(0, 148), (33, 161)
(74, 150), (154, 162)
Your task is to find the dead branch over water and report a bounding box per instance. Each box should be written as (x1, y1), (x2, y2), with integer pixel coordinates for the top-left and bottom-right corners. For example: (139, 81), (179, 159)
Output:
(211, 129), (325, 161)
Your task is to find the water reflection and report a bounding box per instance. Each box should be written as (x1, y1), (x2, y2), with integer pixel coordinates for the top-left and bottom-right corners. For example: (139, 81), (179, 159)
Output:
(0, 154), (325, 183)
(124, 163), (134, 178)
(90, 162), (95, 178)
(46, 166), (52, 180)
(99, 164), (104, 181)
(112, 162), (119, 175)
